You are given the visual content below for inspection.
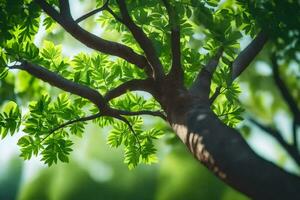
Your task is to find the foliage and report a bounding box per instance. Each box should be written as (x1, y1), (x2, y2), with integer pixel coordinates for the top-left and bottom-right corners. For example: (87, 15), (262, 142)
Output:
(0, 0), (299, 169)
(17, 94), (85, 165)
(107, 92), (163, 168)
(0, 101), (21, 138)
(243, 0), (300, 60)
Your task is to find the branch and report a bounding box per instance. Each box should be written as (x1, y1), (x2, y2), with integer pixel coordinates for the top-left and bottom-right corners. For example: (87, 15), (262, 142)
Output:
(10, 63), (164, 145)
(11, 62), (164, 118)
(10, 62), (106, 109)
(10, 63), (164, 143)
(249, 117), (300, 166)
(112, 114), (142, 151)
(75, 0), (109, 23)
(172, 103), (300, 198)
(209, 86), (222, 105)
(271, 54), (300, 123)
(116, 0), (164, 79)
(104, 79), (154, 101)
(162, 0), (183, 84)
(293, 120), (298, 150)
(34, 0), (149, 71)
(231, 31), (268, 80)
(190, 48), (223, 100)
(41, 112), (101, 142)
(114, 109), (166, 120)
(58, 0), (71, 17)
(192, 31), (268, 102)
(106, 6), (123, 22)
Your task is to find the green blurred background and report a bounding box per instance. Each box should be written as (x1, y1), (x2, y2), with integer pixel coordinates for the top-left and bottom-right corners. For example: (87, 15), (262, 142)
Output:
(1, 123), (249, 200)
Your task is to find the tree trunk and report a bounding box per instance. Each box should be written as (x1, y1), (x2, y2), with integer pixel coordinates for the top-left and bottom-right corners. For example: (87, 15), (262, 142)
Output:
(163, 92), (300, 199)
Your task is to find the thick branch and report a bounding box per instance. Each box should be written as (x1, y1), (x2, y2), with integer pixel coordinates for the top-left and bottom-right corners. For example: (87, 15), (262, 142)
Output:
(271, 54), (300, 124)
(104, 79), (154, 101)
(231, 31), (268, 80)
(169, 101), (300, 199)
(190, 48), (223, 100)
(162, 0), (183, 84)
(10, 62), (106, 109)
(193, 31), (268, 103)
(10, 62), (164, 128)
(249, 118), (300, 166)
(34, 0), (149, 71)
(208, 32), (269, 103)
(58, 0), (71, 17)
(116, 0), (164, 79)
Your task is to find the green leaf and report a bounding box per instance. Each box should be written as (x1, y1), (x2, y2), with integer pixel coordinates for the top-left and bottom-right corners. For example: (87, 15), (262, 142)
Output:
(0, 101), (22, 138)
(17, 136), (32, 147)
(0, 67), (8, 80)
(124, 145), (140, 170)
(40, 41), (62, 61)
(18, 135), (41, 160)
(43, 16), (55, 30)
(107, 122), (126, 148)
(41, 138), (73, 166)
(69, 122), (85, 137)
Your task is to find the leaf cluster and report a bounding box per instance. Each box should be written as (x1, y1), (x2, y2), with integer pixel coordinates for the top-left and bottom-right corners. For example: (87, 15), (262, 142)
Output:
(108, 117), (163, 169)
(0, 0), (278, 168)
(0, 102), (21, 138)
(18, 94), (86, 166)
(211, 65), (244, 127)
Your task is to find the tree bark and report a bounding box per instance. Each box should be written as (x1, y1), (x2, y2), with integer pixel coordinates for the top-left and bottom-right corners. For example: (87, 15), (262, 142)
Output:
(162, 91), (300, 199)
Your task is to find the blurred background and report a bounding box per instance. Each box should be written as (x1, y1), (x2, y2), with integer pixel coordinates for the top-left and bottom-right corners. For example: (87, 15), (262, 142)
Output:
(1, 0), (300, 199)
(1, 122), (249, 200)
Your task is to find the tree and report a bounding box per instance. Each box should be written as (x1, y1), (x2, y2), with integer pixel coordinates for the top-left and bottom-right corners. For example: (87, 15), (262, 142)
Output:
(0, 0), (300, 199)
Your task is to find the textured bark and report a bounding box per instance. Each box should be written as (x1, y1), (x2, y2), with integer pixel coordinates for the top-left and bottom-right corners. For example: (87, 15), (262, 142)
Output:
(161, 90), (300, 199)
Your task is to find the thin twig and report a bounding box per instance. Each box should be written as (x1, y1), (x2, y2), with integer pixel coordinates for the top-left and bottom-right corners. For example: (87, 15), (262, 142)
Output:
(113, 114), (142, 152)
(75, 0), (109, 23)
(104, 79), (154, 102)
(106, 6), (123, 23)
(209, 86), (222, 105)
(41, 112), (102, 142)
(115, 109), (166, 120)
